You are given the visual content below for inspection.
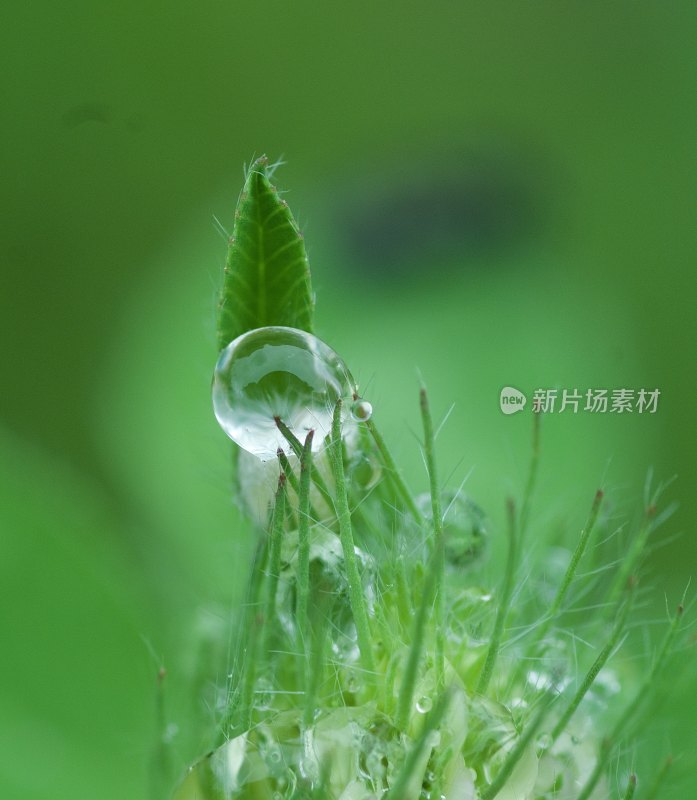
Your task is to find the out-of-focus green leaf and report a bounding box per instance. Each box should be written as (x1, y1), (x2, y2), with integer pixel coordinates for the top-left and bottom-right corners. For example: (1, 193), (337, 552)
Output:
(217, 156), (314, 350)
(0, 426), (155, 800)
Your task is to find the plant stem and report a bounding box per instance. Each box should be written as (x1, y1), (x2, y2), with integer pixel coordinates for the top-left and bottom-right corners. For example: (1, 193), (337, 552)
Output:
(419, 387), (444, 690)
(622, 774), (637, 800)
(386, 689), (451, 800)
(645, 756), (672, 800)
(221, 534), (268, 738)
(517, 410), (540, 543)
(329, 400), (375, 676)
(477, 497), (518, 695)
(576, 603), (684, 800)
(516, 489), (604, 685)
(275, 416), (335, 512)
(550, 588), (633, 745)
(297, 430), (314, 652)
(395, 550), (440, 730)
(604, 505), (655, 619)
(481, 695), (553, 800)
(366, 417), (423, 525)
(546, 489), (603, 634)
(245, 473), (285, 729)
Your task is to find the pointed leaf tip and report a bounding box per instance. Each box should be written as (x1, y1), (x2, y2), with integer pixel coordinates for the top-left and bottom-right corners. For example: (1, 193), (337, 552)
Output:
(217, 156), (314, 350)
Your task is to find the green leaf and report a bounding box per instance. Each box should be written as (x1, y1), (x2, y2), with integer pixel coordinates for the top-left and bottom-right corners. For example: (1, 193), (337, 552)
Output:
(217, 156), (314, 350)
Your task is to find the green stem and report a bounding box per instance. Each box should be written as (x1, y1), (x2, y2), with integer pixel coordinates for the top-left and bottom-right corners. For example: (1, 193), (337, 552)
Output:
(623, 774), (637, 800)
(419, 387), (444, 690)
(604, 505), (655, 619)
(550, 588), (633, 745)
(256, 472), (286, 692)
(221, 535), (268, 738)
(275, 416), (335, 512)
(576, 603), (684, 800)
(517, 410), (540, 543)
(644, 756), (672, 800)
(547, 490), (603, 632)
(297, 430), (314, 652)
(396, 550), (440, 730)
(386, 690), (450, 800)
(517, 489), (603, 685)
(329, 400), (375, 675)
(477, 497), (518, 695)
(366, 417), (423, 525)
(150, 667), (172, 800)
(303, 605), (329, 730)
(481, 696), (553, 800)
(278, 446), (320, 523)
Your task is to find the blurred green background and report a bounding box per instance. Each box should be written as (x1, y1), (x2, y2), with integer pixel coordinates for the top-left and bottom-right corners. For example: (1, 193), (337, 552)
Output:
(2, 2), (696, 798)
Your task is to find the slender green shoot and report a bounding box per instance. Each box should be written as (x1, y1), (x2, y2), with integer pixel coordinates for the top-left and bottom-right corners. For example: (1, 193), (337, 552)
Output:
(623, 773), (637, 800)
(541, 489), (603, 642)
(277, 447), (300, 494)
(395, 549), (440, 730)
(481, 695), (554, 800)
(576, 603), (684, 800)
(296, 430), (314, 651)
(278, 446), (321, 523)
(419, 386), (445, 690)
(236, 479), (286, 732)
(150, 666), (172, 800)
(221, 536), (268, 738)
(386, 689), (451, 800)
(645, 756), (673, 800)
(329, 400), (375, 675)
(477, 497), (518, 695)
(262, 473), (287, 654)
(303, 603), (330, 730)
(550, 585), (633, 745)
(517, 410), (540, 543)
(604, 505), (656, 617)
(514, 489), (604, 688)
(275, 416), (335, 512)
(366, 417), (423, 525)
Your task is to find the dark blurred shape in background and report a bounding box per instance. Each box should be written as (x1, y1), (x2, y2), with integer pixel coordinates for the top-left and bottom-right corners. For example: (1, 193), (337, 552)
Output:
(339, 146), (542, 280)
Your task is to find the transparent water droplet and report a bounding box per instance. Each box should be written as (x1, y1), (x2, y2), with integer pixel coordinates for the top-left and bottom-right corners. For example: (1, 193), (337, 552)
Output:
(351, 398), (373, 421)
(254, 677), (274, 711)
(350, 451), (382, 490)
(426, 730), (441, 748)
(416, 695), (433, 714)
(418, 490), (488, 569)
(213, 326), (356, 460)
(345, 673), (362, 694)
(537, 732), (553, 751)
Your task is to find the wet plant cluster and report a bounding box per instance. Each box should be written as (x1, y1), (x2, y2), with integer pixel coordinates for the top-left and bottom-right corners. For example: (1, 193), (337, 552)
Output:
(167, 158), (685, 800)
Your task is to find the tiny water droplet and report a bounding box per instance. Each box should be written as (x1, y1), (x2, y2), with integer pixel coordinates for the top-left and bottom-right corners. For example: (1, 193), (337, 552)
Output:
(427, 730), (440, 748)
(427, 490), (489, 569)
(253, 676), (274, 710)
(351, 398), (373, 421)
(416, 695), (433, 714)
(213, 326), (356, 460)
(350, 451), (382, 490)
(537, 732), (552, 751)
(344, 671), (362, 694)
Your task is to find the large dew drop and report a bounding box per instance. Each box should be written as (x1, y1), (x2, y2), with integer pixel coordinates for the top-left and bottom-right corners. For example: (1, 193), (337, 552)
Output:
(213, 327), (357, 460)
